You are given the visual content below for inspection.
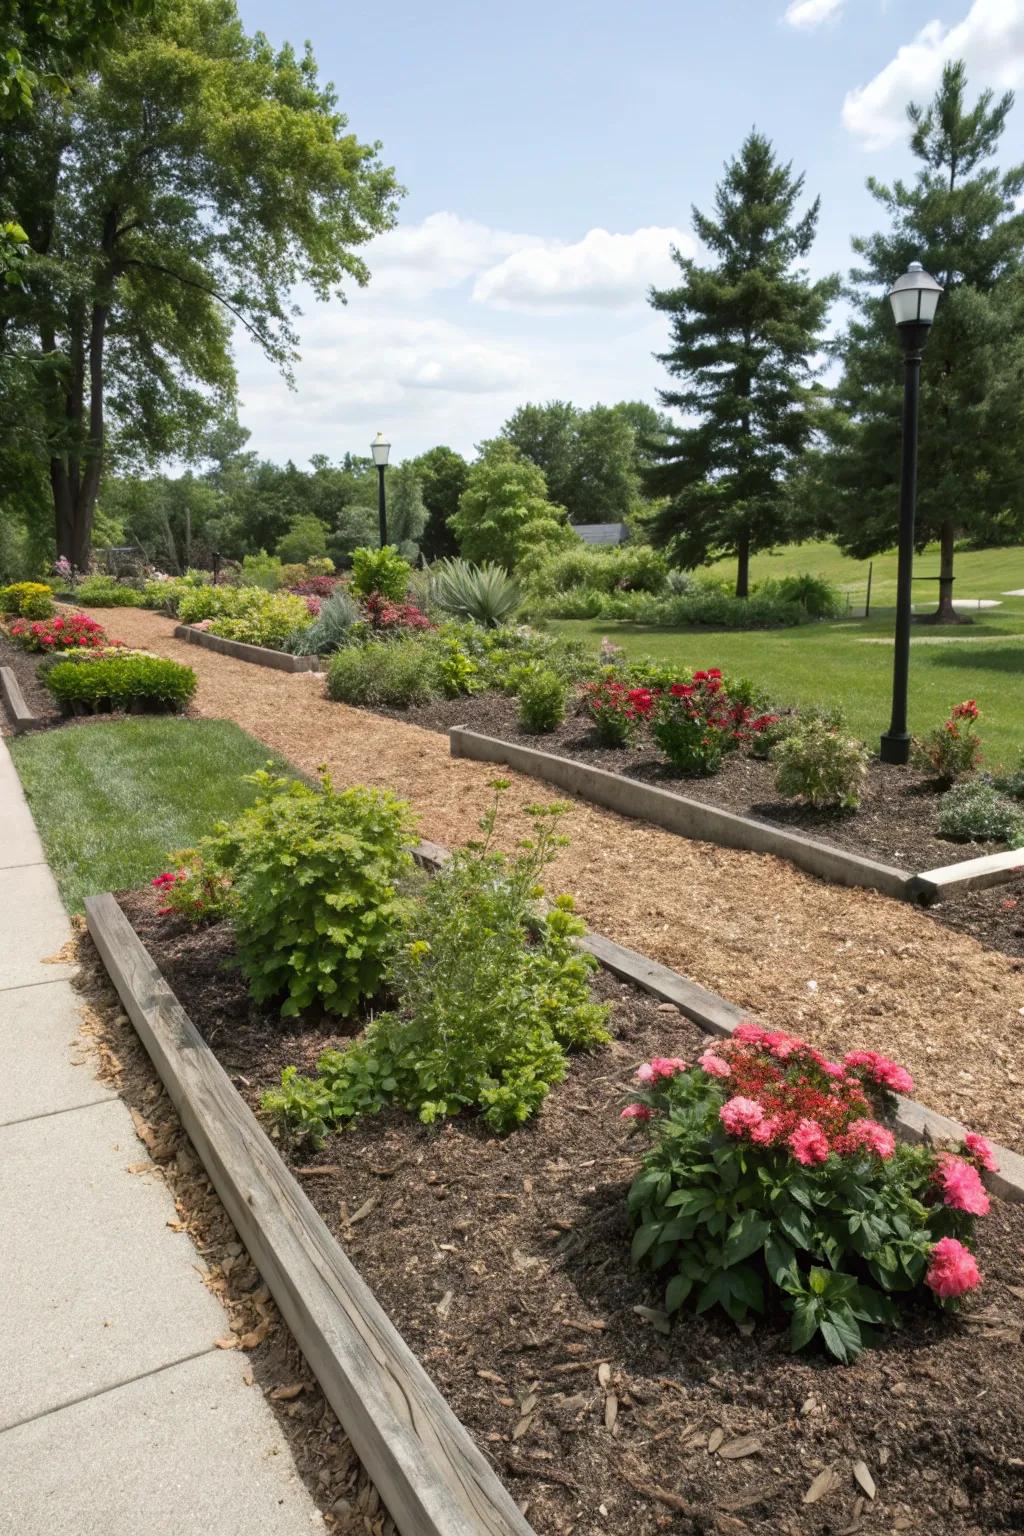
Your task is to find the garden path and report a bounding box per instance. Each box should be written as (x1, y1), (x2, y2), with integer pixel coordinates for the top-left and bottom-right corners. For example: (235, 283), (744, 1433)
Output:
(92, 607), (1024, 1151)
(0, 735), (324, 1535)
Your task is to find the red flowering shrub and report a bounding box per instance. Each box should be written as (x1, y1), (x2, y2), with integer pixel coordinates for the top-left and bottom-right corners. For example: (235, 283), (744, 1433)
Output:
(9, 613), (111, 652)
(915, 699), (983, 784)
(651, 669), (773, 776)
(624, 1021), (992, 1361)
(288, 576), (339, 599)
(580, 677), (657, 746)
(361, 591), (434, 633)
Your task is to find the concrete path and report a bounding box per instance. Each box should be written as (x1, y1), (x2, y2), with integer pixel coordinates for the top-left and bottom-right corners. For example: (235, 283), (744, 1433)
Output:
(0, 737), (323, 1535)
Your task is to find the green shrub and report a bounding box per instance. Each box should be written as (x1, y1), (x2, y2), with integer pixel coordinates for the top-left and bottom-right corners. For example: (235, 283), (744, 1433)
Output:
(74, 576), (144, 607)
(774, 720), (869, 810)
(938, 779), (1024, 846)
(206, 589), (312, 649)
(326, 639), (435, 708)
(529, 586), (807, 628)
(517, 666), (567, 732)
(651, 671), (765, 777)
(747, 703), (847, 761)
(425, 630), (480, 697)
(212, 772), (418, 1018)
(177, 585), (239, 623)
(239, 551), (283, 590)
(44, 654), (197, 713)
(431, 557), (520, 627)
(276, 514), (329, 566)
(772, 572), (843, 619)
(286, 590), (360, 655)
(262, 788), (609, 1137)
(350, 545), (411, 603)
(914, 700), (983, 785)
(1, 581), (55, 619)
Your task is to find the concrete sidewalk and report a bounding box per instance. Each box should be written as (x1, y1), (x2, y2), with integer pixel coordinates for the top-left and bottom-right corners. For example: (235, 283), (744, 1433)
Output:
(0, 737), (324, 1535)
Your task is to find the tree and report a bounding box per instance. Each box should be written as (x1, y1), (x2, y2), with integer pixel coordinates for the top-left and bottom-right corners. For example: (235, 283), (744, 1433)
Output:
(500, 400), (639, 523)
(645, 131), (836, 596)
(822, 61), (1024, 620)
(276, 512), (329, 565)
(0, 0), (400, 568)
(101, 470), (219, 570)
(451, 441), (574, 571)
(386, 462), (427, 562)
(410, 445), (468, 560)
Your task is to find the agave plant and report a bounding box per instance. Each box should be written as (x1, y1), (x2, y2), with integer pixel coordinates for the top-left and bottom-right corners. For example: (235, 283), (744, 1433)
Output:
(432, 558), (520, 628)
(283, 590), (360, 655)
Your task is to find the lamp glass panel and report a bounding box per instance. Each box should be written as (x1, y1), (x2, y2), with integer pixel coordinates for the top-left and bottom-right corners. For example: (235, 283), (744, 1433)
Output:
(889, 288), (921, 326)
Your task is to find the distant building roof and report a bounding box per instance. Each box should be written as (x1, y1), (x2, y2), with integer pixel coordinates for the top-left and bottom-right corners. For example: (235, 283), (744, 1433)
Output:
(573, 522), (630, 545)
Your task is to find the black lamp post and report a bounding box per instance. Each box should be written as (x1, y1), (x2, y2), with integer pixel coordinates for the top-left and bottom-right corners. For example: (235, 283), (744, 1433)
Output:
(371, 431), (391, 547)
(879, 261), (943, 766)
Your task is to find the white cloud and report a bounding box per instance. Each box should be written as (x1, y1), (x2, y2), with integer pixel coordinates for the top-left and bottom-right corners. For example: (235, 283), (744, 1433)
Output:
(472, 225), (695, 311)
(843, 0), (1024, 149)
(783, 0), (845, 28)
(362, 212), (540, 299)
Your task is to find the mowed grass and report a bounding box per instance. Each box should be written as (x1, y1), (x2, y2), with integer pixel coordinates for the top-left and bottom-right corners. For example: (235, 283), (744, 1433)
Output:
(10, 717), (296, 913)
(552, 549), (1024, 769)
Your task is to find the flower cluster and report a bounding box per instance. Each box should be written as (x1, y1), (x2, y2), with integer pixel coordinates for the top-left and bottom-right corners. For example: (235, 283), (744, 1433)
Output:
(289, 576), (339, 599)
(9, 614), (111, 652)
(581, 677), (658, 747)
(925, 1236), (981, 1299)
(652, 670), (777, 777)
(361, 591), (434, 632)
(151, 870), (190, 917)
(915, 699), (983, 783)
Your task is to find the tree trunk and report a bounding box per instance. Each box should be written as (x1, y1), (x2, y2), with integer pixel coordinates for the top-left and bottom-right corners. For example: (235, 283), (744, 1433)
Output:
(735, 531), (751, 599)
(918, 518), (970, 625)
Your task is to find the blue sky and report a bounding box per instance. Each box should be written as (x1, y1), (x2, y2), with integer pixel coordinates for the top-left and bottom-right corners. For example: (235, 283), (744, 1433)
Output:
(232, 0), (1024, 464)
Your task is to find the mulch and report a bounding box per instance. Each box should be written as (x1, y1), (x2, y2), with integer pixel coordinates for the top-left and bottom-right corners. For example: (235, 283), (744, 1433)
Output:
(114, 887), (1024, 1536)
(0, 630), (62, 733)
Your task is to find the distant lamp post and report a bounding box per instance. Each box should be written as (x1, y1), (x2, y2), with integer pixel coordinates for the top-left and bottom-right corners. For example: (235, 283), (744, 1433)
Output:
(371, 431), (391, 547)
(879, 261), (943, 766)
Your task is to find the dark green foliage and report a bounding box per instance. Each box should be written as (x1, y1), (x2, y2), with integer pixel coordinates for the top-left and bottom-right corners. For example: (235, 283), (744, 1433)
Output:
(73, 577), (144, 606)
(410, 446), (469, 561)
(517, 667), (567, 733)
(500, 400), (640, 524)
(44, 653), (197, 711)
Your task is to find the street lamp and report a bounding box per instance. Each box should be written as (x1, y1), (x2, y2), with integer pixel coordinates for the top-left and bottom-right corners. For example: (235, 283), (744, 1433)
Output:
(371, 431), (391, 547)
(879, 261), (943, 766)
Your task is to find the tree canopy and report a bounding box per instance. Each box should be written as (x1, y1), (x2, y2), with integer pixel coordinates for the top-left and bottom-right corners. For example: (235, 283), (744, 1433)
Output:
(451, 440), (574, 571)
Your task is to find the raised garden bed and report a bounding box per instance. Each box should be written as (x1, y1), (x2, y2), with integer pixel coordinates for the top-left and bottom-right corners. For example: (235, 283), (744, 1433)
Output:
(101, 883), (1024, 1536)
(173, 623), (320, 672)
(0, 631), (61, 733)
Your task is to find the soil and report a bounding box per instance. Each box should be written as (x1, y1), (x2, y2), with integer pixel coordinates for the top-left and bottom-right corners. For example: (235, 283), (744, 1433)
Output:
(0, 630), (63, 733)
(72, 608), (1024, 1155)
(114, 890), (1024, 1536)
(378, 691), (1004, 878)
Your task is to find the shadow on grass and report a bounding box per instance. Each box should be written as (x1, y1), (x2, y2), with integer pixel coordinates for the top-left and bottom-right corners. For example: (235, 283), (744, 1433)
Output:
(925, 644), (1024, 675)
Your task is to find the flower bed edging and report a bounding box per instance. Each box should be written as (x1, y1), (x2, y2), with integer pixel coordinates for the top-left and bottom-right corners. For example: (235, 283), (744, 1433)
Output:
(84, 890), (535, 1536)
(173, 623), (320, 673)
(911, 847), (1024, 903)
(449, 726), (915, 900)
(0, 665), (37, 733)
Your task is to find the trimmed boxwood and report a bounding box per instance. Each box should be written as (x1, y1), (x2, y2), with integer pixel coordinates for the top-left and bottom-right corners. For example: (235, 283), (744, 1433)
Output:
(44, 653), (197, 713)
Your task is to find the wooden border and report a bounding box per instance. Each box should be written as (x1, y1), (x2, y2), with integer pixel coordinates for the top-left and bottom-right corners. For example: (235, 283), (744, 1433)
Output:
(173, 624), (320, 673)
(0, 666), (37, 734)
(911, 847), (1024, 903)
(84, 893), (535, 1536)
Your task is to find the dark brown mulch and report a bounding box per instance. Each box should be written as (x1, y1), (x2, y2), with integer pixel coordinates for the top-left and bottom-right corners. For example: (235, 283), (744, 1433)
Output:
(118, 886), (1024, 1536)
(0, 630), (62, 732)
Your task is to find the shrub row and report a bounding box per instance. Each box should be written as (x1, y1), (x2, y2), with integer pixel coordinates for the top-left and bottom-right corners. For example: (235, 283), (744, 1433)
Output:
(44, 653), (197, 713)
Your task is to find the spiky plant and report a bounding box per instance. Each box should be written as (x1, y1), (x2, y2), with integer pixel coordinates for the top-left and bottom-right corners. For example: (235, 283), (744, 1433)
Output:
(432, 559), (520, 628)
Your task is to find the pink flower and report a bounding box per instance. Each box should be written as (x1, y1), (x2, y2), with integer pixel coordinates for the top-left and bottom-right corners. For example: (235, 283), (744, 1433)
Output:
(821, 1061), (845, 1080)
(620, 1102), (653, 1122)
(963, 1133), (998, 1172)
(762, 1030), (799, 1061)
(938, 1155), (990, 1215)
(649, 1056), (687, 1081)
(635, 1063), (655, 1083)
(749, 1114), (782, 1146)
(719, 1096), (765, 1136)
(844, 1118), (896, 1160)
(697, 1050), (731, 1079)
(843, 1050), (914, 1096)
(925, 1236), (981, 1300)
(788, 1119), (830, 1166)
(732, 1021), (766, 1045)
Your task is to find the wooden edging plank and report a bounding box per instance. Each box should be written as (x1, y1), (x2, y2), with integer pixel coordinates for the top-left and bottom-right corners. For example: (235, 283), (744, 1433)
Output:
(84, 892), (535, 1536)
(911, 846), (1024, 903)
(173, 624), (320, 673)
(449, 727), (914, 901)
(0, 666), (37, 734)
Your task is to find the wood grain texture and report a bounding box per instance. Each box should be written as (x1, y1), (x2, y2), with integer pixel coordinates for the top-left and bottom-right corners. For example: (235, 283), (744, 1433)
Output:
(84, 892), (535, 1536)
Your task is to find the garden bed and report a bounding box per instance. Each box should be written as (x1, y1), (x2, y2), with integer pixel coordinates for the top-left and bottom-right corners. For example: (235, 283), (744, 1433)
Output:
(112, 883), (1024, 1536)
(0, 631), (61, 732)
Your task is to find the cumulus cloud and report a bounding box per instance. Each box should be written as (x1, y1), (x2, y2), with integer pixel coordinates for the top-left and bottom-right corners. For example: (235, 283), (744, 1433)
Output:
(783, 0), (845, 28)
(362, 212), (540, 298)
(472, 225), (695, 311)
(843, 0), (1024, 149)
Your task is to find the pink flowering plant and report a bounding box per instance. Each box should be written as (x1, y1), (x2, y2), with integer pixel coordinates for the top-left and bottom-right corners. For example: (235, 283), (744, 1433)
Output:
(651, 670), (776, 777)
(623, 1022), (993, 1362)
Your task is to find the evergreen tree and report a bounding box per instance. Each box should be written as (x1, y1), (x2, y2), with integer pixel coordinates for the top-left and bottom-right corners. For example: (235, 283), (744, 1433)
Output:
(646, 131), (836, 596)
(408, 445), (467, 560)
(823, 61), (1024, 621)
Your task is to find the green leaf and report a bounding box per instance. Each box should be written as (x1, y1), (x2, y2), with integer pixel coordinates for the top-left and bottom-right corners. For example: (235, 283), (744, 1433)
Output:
(722, 1211), (771, 1268)
(631, 1223), (663, 1264)
(665, 1273), (694, 1313)
(819, 1302), (862, 1364)
(789, 1297), (819, 1352)
(764, 1233), (799, 1290)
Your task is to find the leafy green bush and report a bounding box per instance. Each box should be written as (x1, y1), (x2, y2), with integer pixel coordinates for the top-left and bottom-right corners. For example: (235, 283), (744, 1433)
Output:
(580, 676), (657, 746)
(262, 788), (609, 1137)
(326, 639), (435, 707)
(177, 585), (238, 623)
(426, 630), (481, 697)
(774, 719), (869, 810)
(651, 671), (768, 777)
(44, 653), (197, 713)
(431, 558), (520, 627)
(1, 581), (55, 619)
(624, 1023), (990, 1362)
(214, 771), (418, 1018)
(529, 586), (807, 628)
(772, 572), (843, 619)
(74, 576), (144, 607)
(938, 778), (1024, 846)
(206, 589), (312, 649)
(517, 666), (567, 732)
(239, 551), (283, 590)
(286, 590), (360, 655)
(526, 543), (668, 599)
(350, 545), (411, 603)
(276, 514), (329, 566)
(747, 703), (847, 761)
(914, 700), (983, 785)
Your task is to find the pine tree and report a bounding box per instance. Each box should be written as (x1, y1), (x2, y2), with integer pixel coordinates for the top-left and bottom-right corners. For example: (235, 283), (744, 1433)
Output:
(646, 131), (836, 596)
(824, 61), (1024, 621)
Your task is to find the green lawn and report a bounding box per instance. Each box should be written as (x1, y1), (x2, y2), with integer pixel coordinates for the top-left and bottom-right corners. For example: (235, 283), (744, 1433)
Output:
(11, 717), (296, 913)
(552, 546), (1024, 768)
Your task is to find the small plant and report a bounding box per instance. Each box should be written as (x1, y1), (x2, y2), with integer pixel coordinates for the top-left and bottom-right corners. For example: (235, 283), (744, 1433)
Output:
(427, 631), (480, 697)
(580, 676), (657, 746)
(350, 545), (411, 603)
(262, 785), (609, 1138)
(74, 576), (143, 607)
(326, 640), (436, 708)
(996, 754), (1024, 802)
(651, 670), (768, 777)
(747, 704), (845, 761)
(624, 1021), (992, 1362)
(1, 581), (55, 619)
(360, 591), (433, 632)
(432, 558), (521, 628)
(44, 653), (197, 713)
(774, 719), (869, 810)
(938, 778), (1024, 847)
(914, 700), (983, 785)
(773, 572), (843, 619)
(286, 590), (360, 655)
(239, 551), (283, 590)
(9, 613), (110, 652)
(150, 862), (232, 924)
(517, 666), (567, 733)
(204, 589), (312, 649)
